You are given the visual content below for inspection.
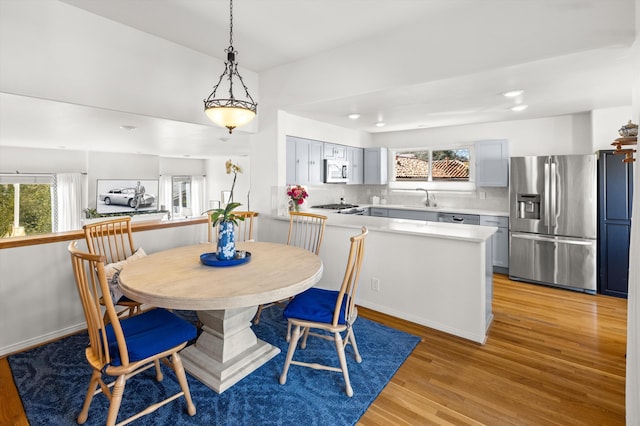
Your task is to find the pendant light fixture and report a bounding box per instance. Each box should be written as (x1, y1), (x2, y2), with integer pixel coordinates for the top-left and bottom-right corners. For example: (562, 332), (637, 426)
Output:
(204, 0), (257, 134)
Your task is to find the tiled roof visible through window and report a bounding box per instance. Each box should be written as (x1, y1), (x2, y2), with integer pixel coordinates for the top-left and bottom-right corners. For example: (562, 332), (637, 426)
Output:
(395, 156), (469, 180)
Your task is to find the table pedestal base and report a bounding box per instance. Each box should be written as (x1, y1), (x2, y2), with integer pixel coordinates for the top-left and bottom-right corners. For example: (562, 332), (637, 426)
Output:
(180, 306), (280, 393)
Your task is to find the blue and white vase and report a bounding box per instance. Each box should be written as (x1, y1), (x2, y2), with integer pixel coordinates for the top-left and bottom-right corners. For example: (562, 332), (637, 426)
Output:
(217, 221), (236, 260)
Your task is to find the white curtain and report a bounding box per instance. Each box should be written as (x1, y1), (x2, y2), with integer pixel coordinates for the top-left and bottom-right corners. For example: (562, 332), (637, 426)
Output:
(158, 175), (172, 214)
(55, 173), (83, 232)
(191, 175), (206, 216)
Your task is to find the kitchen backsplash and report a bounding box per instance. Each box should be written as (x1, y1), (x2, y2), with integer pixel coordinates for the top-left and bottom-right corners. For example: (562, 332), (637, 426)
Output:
(285, 185), (508, 213)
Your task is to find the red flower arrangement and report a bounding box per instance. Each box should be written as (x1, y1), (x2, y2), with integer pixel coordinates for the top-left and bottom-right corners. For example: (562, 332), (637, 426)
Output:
(287, 184), (308, 210)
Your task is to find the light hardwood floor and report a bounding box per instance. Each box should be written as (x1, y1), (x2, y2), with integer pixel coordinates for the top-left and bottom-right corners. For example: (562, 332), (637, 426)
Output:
(0, 274), (627, 425)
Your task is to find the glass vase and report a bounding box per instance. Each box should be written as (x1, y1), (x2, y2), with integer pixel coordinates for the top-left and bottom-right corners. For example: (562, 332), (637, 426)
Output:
(217, 221), (236, 260)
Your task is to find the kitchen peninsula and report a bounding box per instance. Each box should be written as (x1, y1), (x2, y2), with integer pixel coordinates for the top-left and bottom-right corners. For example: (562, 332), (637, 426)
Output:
(260, 210), (497, 344)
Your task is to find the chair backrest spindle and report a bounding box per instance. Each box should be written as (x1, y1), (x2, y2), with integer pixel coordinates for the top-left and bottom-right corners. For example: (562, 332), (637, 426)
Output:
(69, 242), (121, 365)
(84, 217), (136, 264)
(332, 227), (368, 326)
(207, 211), (259, 243)
(287, 212), (328, 255)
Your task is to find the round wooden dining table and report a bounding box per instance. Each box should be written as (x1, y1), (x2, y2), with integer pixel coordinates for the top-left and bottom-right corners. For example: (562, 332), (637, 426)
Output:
(118, 241), (323, 393)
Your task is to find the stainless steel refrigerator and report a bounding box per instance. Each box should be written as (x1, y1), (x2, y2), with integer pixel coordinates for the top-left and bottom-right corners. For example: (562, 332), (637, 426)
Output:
(509, 154), (597, 293)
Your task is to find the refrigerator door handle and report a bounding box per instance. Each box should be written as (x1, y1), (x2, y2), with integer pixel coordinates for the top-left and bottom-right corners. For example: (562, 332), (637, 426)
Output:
(511, 232), (594, 246)
(550, 161), (557, 227)
(544, 161), (550, 226)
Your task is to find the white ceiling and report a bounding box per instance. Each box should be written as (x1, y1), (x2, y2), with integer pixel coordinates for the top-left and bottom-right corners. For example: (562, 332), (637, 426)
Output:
(1, 0), (637, 157)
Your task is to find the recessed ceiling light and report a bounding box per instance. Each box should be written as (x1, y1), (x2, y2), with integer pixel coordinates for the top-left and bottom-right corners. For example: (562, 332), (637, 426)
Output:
(348, 113), (361, 120)
(375, 122), (386, 127)
(511, 104), (529, 112)
(120, 125), (137, 131)
(502, 89), (524, 98)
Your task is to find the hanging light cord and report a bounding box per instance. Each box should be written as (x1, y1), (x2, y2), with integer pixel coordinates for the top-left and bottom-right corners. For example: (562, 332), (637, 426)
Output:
(204, 0), (256, 108)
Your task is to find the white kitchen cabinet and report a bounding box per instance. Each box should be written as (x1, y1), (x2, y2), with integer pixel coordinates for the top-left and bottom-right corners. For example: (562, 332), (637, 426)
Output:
(347, 146), (364, 185)
(286, 136), (324, 185)
(324, 143), (347, 160)
(364, 147), (388, 185)
(475, 139), (509, 187)
(387, 209), (439, 222)
(480, 215), (509, 271)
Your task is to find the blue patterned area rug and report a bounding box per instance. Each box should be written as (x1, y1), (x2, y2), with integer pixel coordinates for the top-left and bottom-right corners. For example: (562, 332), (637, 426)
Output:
(9, 306), (420, 426)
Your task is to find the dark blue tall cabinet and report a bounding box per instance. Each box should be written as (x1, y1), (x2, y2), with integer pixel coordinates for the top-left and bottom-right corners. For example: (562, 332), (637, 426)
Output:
(598, 150), (634, 298)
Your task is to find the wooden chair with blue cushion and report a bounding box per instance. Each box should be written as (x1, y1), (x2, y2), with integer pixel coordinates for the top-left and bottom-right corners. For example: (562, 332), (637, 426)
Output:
(279, 226), (368, 397)
(253, 211), (328, 325)
(83, 217), (144, 319)
(68, 241), (197, 426)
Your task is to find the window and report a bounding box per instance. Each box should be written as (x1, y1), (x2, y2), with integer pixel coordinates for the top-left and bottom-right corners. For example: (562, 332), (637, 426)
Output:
(0, 176), (53, 238)
(394, 148), (470, 182)
(172, 176), (192, 211)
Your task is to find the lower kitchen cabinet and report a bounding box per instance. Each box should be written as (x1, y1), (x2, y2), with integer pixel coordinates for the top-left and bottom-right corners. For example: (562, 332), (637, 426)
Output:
(369, 207), (388, 217)
(387, 209), (439, 221)
(480, 215), (509, 273)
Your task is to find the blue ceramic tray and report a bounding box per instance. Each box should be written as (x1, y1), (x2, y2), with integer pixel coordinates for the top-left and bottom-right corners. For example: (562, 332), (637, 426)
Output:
(200, 251), (251, 267)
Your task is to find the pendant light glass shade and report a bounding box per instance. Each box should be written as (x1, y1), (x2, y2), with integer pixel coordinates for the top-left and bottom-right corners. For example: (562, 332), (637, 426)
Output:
(205, 104), (256, 133)
(203, 0), (257, 134)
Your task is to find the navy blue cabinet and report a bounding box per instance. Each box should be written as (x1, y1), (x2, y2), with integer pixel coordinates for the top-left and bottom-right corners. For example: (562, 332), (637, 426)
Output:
(598, 150), (633, 298)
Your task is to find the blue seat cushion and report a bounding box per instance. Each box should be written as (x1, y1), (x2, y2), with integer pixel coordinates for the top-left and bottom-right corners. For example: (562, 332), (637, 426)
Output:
(105, 308), (197, 367)
(283, 288), (347, 325)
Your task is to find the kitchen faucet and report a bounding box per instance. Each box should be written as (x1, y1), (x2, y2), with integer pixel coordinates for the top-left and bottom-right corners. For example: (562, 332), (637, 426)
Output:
(416, 188), (431, 207)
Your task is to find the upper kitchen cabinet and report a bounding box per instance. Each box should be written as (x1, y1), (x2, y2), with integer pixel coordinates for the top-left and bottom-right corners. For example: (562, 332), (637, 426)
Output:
(364, 147), (388, 185)
(324, 143), (347, 160)
(286, 136), (324, 186)
(475, 139), (509, 187)
(347, 147), (364, 185)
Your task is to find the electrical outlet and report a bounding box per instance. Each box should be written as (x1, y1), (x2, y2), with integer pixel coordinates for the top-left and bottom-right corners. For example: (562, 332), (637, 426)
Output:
(371, 278), (380, 292)
(381, 189), (388, 196)
(479, 191), (486, 200)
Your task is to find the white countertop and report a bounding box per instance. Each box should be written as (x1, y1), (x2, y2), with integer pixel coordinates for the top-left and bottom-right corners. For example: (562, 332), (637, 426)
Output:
(363, 204), (509, 217)
(271, 209), (497, 242)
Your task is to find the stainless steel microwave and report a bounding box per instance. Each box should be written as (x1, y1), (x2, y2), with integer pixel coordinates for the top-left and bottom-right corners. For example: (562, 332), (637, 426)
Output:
(324, 159), (350, 183)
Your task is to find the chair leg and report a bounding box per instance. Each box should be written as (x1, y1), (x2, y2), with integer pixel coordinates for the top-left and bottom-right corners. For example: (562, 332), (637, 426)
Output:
(171, 352), (197, 416)
(105, 375), (126, 426)
(77, 369), (101, 424)
(347, 328), (362, 363)
(153, 359), (164, 381)
(253, 304), (264, 325)
(334, 332), (353, 397)
(280, 323), (302, 385)
(300, 326), (311, 349)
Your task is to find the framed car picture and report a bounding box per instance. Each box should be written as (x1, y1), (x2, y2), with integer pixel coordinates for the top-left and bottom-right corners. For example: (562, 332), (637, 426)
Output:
(96, 179), (159, 214)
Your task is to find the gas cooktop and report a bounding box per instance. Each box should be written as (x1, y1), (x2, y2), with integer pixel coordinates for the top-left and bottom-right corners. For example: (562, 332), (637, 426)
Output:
(312, 203), (359, 210)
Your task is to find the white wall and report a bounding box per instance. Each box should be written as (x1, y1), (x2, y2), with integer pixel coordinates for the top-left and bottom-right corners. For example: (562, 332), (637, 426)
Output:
(0, 146), (87, 173)
(372, 112), (596, 157)
(0, 0), (258, 132)
(592, 105), (634, 151)
(0, 223), (208, 356)
(206, 156), (252, 210)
